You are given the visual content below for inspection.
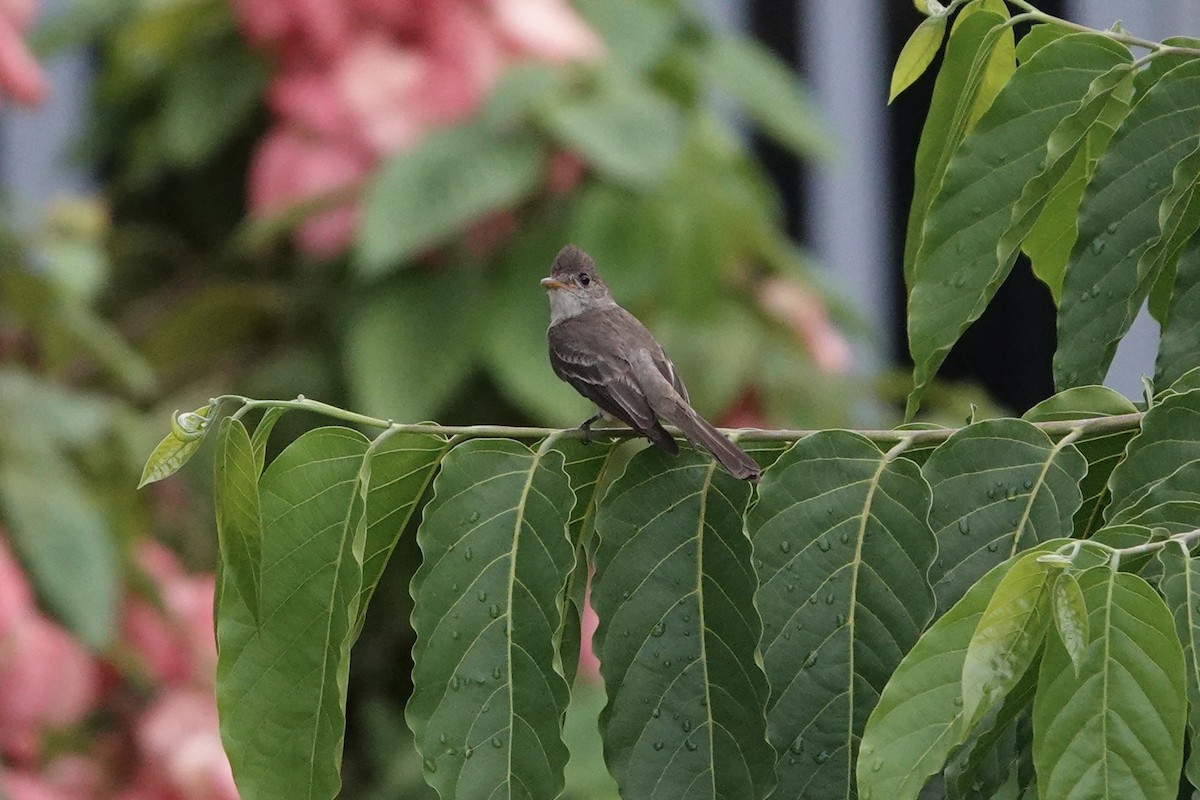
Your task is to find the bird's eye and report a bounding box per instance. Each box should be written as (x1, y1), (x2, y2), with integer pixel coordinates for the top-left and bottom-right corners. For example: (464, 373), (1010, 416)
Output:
(579, 273), (591, 287)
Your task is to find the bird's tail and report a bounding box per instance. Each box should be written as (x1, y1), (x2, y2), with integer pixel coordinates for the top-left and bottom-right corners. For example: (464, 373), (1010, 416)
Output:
(669, 407), (761, 482)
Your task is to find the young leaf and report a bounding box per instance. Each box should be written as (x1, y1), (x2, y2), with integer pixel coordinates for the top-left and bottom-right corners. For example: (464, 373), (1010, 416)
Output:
(1050, 570), (1088, 674)
(746, 431), (934, 799)
(923, 419), (1087, 612)
(1158, 540), (1200, 789)
(592, 448), (774, 800)
(249, 406), (286, 475)
(354, 431), (449, 635)
(890, 14), (948, 103)
(357, 122), (545, 276)
(138, 403), (214, 488)
(1053, 59), (1200, 389)
(1023, 385), (1139, 536)
(903, 3), (1014, 287)
(1033, 569), (1185, 800)
(906, 34), (1132, 417)
(961, 553), (1055, 728)
(213, 417), (263, 622)
(1105, 388), (1200, 525)
(856, 543), (1068, 800)
(407, 439), (575, 799)
(216, 427), (370, 800)
(1144, 136), (1200, 321)
(1156, 239), (1200, 389)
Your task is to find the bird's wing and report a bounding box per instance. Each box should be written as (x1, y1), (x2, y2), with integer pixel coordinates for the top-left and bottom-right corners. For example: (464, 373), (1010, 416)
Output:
(607, 307), (689, 403)
(548, 317), (658, 433)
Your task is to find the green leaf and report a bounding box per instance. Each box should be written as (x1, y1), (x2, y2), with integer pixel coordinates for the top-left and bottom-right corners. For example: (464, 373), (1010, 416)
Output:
(572, 0), (676, 73)
(1157, 238), (1200, 388)
(215, 427), (370, 800)
(214, 417), (263, 622)
(1158, 540), (1200, 790)
(541, 75), (684, 187)
(357, 123), (545, 276)
(1050, 570), (1088, 675)
(704, 35), (828, 157)
(1033, 568), (1185, 800)
(856, 543), (1064, 800)
(923, 419), (1087, 612)
(1105, 388), (1200, 527)
(890, 14), (948, 103)
(407, 439), (575, 799)
(0, 459), (118, 648)
(906, 34), (1132, 417)
(1023, 386), (1139, 536)
(345, 269), (481, 421)
(1145, 136), (1200, 321)
(746, 431), (933, 797)
(961, 553), (1054, 729)
(592, 448), (774, 799)
(902, 4), (1014, 287)
(138, 404), (214, 488)
(355, 432), (449, 635)
(250, 407), (287, 475)
(1053, 59), (1200, 388)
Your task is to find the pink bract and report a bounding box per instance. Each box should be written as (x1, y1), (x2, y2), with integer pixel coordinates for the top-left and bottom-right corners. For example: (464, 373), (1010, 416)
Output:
(137, 689), (238, 800)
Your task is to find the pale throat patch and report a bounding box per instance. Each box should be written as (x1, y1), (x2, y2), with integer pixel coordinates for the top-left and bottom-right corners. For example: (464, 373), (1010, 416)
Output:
(547, 288), (605, 324)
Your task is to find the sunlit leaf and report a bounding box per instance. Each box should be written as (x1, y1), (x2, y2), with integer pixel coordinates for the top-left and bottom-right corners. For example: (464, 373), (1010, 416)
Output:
(1050, 570), (1088, 674)
(214, 417), (263, 621)
(1106, 388), (1200, 528)
(249, 407), (287, 475)
(890, 14), (948, 103)
(138, 404), (214, 488)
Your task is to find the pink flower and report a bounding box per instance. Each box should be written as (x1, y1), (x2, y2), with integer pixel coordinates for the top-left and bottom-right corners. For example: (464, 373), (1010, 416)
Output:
(0, 615), (99, 759)
(756, 276), (853, 375)
(0, 770), (67, 800)
(230, 0), (352, 60)
(0, 535), (34, 636)
(138, 689), (237, 800)
(578, 576), (600, 682)
(0, 0), (45, 106)
(490, 0), (604, 64)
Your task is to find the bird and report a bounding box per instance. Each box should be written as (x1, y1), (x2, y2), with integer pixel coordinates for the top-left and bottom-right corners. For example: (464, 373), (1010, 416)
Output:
(541, 244), (761, 482)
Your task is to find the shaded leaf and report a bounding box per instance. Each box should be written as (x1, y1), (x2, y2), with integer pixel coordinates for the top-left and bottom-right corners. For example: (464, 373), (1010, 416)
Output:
(216, 427), (370, 799)
(1054, 59), (1200, 388)
(747, 431), (934, 798)
(1033, 568), (1185, 800)
(407, 440), (575, 799)
(906, 34), (1132, 416)
(214, 417), (263, 622)
(573, 0), (676, 73)
(1105, 388), (1200, 525)
(138, 404), (214, 488)
(924, 419), (1087, 612)
(1145, 135), (1200, 321)
(891, 14), (948, 103)
(592, 448), (774, 800)
(1158, 540), (1200, 789)
(250, 407), (287, 475)
(1156, 237), (1200, 388)
(1023, 386), (1139, 536)
(357, 123), (545, 275)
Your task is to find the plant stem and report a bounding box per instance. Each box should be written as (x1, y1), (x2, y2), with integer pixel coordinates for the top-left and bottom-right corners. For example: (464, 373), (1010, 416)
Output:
(1004, 0), (1200, 57)
(1111, 528), (1200, 559)
(214, 394), (1144, 448)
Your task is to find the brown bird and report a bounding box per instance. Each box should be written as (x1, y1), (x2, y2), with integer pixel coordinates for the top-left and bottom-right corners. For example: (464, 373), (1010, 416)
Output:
(541, 244), (761, 482)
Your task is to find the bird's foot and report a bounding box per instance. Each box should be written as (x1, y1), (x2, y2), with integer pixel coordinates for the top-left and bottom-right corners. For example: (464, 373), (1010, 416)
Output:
(578, 412), (603, 445)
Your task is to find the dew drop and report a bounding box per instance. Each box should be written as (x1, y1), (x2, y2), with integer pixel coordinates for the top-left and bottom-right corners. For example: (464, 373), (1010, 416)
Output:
(1023, 479), (1033, 490)
(953, 273), (968, 288)
(814, 750), (831, 765)
(825, 592), (835, 605)
(987, 542), (1000, 553)
(1106, 222), (1118, 234)
(958, 519), (971, 536)
(439, 733), (448, 744)
(489, 604), (501, 619)
(685, 739), (699, 752)
(651, 622), (666, 637)
(783, 632), (791, 640)
(424, 758), (438, 774)
(840, 531), (850, 544)
(447, 747), (458, 756)
(835, 613), (846, 626)
(953, 696), (964, 708)
(787, 583), (796, 593)
(651, 707), (661, 719)
(468, 511), (480, 523)
(1006, 487), (1018, 501)
(492, 737), (504, 749)
(817, 537), (832, 553)
(451, 630), (460, 640)
(653, 741), (665, 751)
(789, 737), (805, 755)
(780, 540), (792, 554)
(803, 652), (819, 669)
(477, 591), (488, 602)
(464, 747), (474, 759)
(971, 205), (982, 217)
(871, 759), (884, 773)
(463, 547), (473, 561)
(663, 659), (673, 668)
(492, 667), (503, 680)
(808, 595), (818, 605)
(682, 719), (693, 732)
(449, 676), (461, 691)
(1090, 237), (1106, 255)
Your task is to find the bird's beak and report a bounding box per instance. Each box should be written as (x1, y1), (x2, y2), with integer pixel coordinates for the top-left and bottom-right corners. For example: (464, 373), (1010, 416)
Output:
(540, 277), (568, 291)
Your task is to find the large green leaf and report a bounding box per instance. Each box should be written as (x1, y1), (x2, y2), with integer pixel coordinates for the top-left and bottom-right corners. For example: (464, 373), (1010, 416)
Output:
(213, 417), (263, 622)
(746, 432), (934, 799)
(592, 448), (774, 800)
(703, 35), (828, 157)
(1105, 388), (1200, 525)
(407, 439), (575, 799)
(902, 3), (1014, 287)
(923, 419), (1087, 612)
(1023, 386), (1139, 536)
(357, 123), (545, 276)
(1157, 237), (1200, 387)
(857, 548), (1049, 800)
(1158, 541), (1200, 790)
(1144, 135), (1200, 321)
(906, 34), (1132, 417)
(354, 431), (449, 634)
(345, 269), (482, 421)
(1053, 59), (1200, 388)
(1033, 568), (1185, 800)
(541, 74), (684, 187)
(216, 427), (370, 800)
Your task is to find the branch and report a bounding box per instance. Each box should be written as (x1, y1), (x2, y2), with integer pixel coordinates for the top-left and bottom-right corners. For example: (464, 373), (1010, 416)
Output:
(1003, 0), (1200, 58)
(214, 394), (1144, 448)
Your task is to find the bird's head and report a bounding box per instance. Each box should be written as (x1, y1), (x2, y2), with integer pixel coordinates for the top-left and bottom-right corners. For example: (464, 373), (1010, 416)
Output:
(541, 245), (614, 321)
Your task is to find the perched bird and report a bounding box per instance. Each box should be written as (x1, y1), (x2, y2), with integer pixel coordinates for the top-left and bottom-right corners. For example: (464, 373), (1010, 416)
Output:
(541, 244), (761, 482)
